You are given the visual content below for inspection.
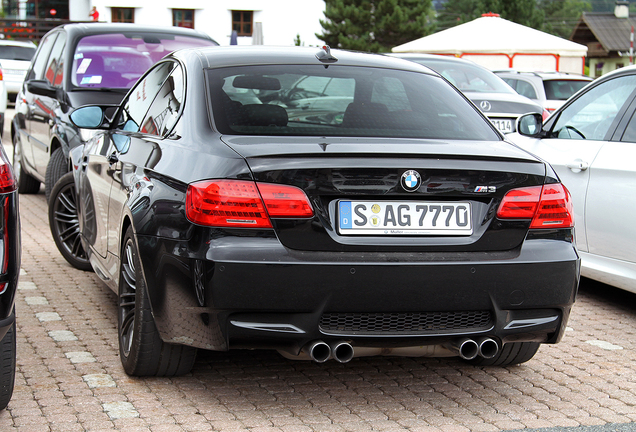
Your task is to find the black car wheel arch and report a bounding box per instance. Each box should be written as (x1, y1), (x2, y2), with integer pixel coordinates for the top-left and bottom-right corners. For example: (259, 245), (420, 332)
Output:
(12, 136), (40, 194)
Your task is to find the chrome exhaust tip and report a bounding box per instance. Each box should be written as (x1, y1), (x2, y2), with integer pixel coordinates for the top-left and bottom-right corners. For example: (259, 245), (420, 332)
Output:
(306, 341), (331, 363)
(330, 341), (354, 363)
(477, 338), (499, 359)
(448, 338), (479, 360)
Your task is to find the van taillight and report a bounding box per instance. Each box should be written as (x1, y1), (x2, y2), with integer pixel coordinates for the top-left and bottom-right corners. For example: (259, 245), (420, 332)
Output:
(497, 183), (573, 229)
(186, 180), (313, 228)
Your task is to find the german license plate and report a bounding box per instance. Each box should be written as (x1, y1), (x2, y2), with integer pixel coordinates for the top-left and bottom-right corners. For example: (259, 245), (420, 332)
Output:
(491, 119), (513, 133)
(338, 201), (472, 235)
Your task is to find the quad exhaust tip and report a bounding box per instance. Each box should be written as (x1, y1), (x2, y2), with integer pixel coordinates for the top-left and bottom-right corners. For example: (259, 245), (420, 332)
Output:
(307, 341), (331, 363)
(305, 338), (498, 363)
(331, 341), (354, 363)
(306, 340), (354, 363)
(478, 337), (499, 359)
(448, 337), (499, 360)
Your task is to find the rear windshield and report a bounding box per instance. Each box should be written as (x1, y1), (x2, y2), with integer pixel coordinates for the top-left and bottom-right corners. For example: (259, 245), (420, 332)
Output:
(72, 32), (215, 89)
(543, 79), (590, 100)
(0, 45), (36, 61)
(207, 65), (501, 140)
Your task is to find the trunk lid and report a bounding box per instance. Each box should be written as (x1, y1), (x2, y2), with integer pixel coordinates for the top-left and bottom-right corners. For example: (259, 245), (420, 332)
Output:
(222, 136), (546, 253)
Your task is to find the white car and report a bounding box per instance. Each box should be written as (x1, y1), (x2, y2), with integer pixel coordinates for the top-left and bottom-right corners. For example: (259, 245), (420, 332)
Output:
(495, 70), (593, 115)
(510, 65), (636, 293)
(0, 40), (37, 103)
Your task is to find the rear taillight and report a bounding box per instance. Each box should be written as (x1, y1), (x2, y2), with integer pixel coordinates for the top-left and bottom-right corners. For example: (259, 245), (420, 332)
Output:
(186, 180), (313, 228)
(497, 183), (573, 229)
(542, 109), (551, 121)
(0, 161), (15, 194)
(0, 195), (9, 294)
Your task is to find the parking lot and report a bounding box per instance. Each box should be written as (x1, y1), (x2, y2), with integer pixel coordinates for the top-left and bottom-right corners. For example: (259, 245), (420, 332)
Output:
(2, 114), (636, 432)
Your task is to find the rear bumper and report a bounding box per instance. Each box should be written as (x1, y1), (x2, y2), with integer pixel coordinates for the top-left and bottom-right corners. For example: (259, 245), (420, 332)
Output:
(137, 231), (579, 354)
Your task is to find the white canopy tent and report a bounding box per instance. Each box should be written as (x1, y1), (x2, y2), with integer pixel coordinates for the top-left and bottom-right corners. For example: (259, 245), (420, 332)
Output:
(392, 14), (588, 74)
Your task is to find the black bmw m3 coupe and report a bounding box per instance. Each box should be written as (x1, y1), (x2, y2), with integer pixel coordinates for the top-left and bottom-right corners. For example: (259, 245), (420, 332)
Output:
(49, 46), (579, 376)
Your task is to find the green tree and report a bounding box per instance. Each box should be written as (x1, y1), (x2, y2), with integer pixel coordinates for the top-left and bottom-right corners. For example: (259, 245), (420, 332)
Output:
(540, 0), (591, 39)
(317, 0), (434, 52)
(436, 0), (483, 30)
(437, 0), (544, 30)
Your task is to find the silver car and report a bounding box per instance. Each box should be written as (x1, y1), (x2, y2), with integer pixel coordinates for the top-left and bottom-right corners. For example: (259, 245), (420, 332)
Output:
(390, 53), (547, 133)
(495, 70), (593, 115)
(0, 40), (36, 101)
(511, 65), (636, 293)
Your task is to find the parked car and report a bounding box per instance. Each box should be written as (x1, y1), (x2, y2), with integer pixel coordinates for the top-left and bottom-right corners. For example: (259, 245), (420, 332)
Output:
(512, 65), (636, 293)
(50, 45), (579, 376)
(0, 142), (20, 409)
(11, 23), (218, 202)
(494, 70), (593, 114)
(389, 53), (547, 133)
(0, 39), (37, 103)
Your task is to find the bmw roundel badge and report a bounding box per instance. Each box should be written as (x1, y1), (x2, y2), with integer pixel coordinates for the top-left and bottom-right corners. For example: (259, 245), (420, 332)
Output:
(401, 170), (421, 192)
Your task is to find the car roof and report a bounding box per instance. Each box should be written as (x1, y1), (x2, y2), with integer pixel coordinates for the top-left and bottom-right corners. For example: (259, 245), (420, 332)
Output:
(0, 39), (37, 48)
(182, 46), (440, 74)
(494, 70), (592, 81)
(389, 53), (482, 65)
(45, 22), (217, 44)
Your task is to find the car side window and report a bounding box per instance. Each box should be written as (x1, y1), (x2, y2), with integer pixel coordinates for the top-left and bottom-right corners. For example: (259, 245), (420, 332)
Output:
(620, 110), (636, 142)
(44, 32), (67, 88)
(514, 80), (537, 99)
(116, 61), (177, 136)
(550, 75), (636, 141)
(29, 33), (58, 81)
(139, 65), (185, 137)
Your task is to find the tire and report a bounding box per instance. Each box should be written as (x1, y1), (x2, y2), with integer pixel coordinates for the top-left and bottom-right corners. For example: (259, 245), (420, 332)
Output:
(0, 317), (16, 410)
(467, 342), (540, 367)
(118, 226), (197, 376)
(45, 147), (69, 202)
(48, 172), (92, 271)
(12, 134), (40, 194)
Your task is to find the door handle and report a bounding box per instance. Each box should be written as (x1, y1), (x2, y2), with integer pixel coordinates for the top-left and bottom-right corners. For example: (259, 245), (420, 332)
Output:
(107, 153), (119, 165)
(566, 159), (589, 173)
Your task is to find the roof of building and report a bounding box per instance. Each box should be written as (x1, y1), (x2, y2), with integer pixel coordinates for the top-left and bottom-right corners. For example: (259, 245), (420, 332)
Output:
(392, 15), (586, 57)
(572, 12), (636, 55)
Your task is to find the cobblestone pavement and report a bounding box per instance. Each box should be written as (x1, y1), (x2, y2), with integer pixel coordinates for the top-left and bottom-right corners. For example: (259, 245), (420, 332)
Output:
(3, 154), (636, 431)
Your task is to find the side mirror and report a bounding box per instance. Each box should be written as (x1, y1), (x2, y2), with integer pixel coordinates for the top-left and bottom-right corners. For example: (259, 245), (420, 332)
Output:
(516, 113), (544, 138)
(26, 80), (57, 99)
(70, 106), (107, 128)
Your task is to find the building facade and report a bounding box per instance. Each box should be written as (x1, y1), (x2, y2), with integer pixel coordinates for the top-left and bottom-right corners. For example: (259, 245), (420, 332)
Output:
(2, 0), (326, 46)
(571, 1), (636, 77)
(70, 0), (326, 46)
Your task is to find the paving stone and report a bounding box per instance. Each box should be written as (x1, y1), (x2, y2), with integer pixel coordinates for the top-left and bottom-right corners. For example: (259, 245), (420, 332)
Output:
(65, 352), (97, 364)
(36, 312), (62, 322)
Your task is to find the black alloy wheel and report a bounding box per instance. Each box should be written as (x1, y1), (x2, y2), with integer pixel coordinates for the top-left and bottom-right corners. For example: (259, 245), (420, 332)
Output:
(118, 226), (197, 377)
(48, 172), (92, 270)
